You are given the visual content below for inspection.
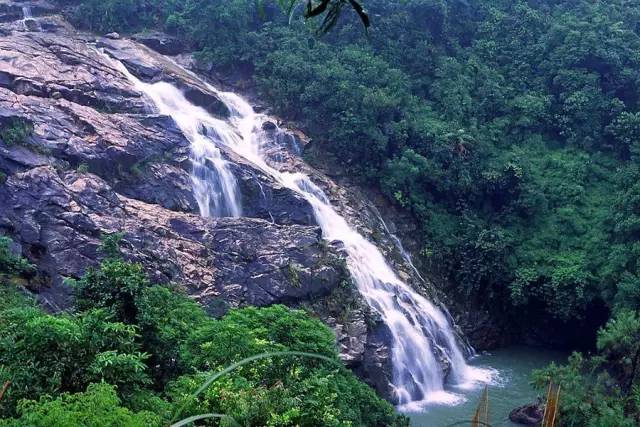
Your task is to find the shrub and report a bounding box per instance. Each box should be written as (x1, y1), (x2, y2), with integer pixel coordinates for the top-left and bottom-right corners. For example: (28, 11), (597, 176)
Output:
(0, 383), (162, 427)
(0, 119), (33, 146)
(0, 237), (34, 277)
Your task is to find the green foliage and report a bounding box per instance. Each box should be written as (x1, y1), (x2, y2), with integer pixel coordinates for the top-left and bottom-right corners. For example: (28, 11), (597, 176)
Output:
(1, 252), (404, 425)
(76, 162), (89, 174)
(533, 353), (636, 427)
(0, 305), (147, 416)
(75, 259), (148, 324)
(98, 231), (125, 260)
(533, 309), (640, 425)
(0, 383), (162, 427)
(0, 118), (33, 146)
(597, 310), (640, 394)
(0, 237), (34, 277)
(172, 305), (405, 427)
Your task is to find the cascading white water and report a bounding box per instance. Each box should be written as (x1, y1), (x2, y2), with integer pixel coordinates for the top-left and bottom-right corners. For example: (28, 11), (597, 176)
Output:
(114, 54), (493, 410)
(21, 5), (40, 32)
(113, 72), (242, 217)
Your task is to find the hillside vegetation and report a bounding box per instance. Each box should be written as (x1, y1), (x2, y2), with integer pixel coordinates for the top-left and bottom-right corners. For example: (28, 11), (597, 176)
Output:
(0, 236), (406, 426)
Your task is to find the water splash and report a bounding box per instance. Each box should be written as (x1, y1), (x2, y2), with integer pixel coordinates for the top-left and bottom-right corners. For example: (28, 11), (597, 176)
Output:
(114, 53), (495, 410)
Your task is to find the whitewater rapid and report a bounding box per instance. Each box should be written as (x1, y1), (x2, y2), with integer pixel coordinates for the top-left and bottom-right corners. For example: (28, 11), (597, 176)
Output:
(110, 53), (495, 410)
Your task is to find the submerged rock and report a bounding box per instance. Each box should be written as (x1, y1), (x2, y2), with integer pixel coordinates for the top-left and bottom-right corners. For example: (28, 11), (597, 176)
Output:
(24, 18), (39, 32)
(262, 120), (277, 131)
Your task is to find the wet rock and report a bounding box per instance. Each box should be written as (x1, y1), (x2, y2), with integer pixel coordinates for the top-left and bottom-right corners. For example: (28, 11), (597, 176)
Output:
(96, 37), (230, 117)
(0, 24), (148, 113)
(262, 120), (277, 131)
(225, 156), (316, 226)
(456, 308), (507, 350)
(96, 37), (163, 81)
(359, 322), (395, 401)
(24, 18), (39, 32)
(0, 88), (199, 212)
(104, 32), (120, 39)
(299, 281), (395, 400)
(509, 402), (544, 425)
(133, 31), (186, 56)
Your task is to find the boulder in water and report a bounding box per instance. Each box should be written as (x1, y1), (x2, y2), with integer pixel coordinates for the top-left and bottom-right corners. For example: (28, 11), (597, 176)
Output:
(509, 402), (544, 425)
(24, 18), (39, 32)
(262, 120), (277, 131)
(104, 32), (120, 39)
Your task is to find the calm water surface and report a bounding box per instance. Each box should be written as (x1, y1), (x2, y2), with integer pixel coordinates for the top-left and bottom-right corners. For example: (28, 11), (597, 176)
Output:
(406, 346), (567, 427)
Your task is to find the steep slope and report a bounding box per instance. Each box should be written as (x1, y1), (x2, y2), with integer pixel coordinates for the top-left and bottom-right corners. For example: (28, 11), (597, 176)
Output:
(0, 3), (488, 404)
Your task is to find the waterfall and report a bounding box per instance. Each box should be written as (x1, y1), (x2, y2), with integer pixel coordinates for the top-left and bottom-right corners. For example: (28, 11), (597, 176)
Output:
(22, 6), (40, 32)
(112, 53), (493, 410)
(112, 70), (242, 217)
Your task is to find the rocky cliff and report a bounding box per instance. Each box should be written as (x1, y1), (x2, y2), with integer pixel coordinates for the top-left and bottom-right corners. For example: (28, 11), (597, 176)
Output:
(0, 1), (482, 400)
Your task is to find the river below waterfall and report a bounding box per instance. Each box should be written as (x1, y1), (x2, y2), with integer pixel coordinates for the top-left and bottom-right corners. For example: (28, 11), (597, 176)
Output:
(407, 346), (567, 427)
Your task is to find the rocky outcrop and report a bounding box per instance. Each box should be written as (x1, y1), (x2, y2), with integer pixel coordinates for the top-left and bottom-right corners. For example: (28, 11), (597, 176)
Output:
(0, 166), (345, 313)
(0, 8), (365, 375)
(0, 20), (148, 113)
(132, 31), (187, 56)
(298, 279), (395, 400)
(509, 401), (544, 425)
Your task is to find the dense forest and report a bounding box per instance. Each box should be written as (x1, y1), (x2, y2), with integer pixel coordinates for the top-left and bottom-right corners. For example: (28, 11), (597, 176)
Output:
(2, 0), (640, 425)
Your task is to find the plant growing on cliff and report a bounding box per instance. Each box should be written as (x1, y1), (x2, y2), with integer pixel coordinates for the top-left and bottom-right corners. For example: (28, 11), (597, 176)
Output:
(0, 119), (33, 146)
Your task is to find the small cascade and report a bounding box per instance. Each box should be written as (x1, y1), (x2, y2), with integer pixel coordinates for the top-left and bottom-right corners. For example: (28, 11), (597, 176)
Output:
(112, 51), (494, 410)
(22, 6), (40, 32)
(111, 63), (242, 218)
(373, 208), (426, 283)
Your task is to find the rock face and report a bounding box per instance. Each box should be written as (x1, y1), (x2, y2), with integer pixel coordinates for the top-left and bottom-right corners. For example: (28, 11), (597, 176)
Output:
(132, 31), (186, 56)
(0, 166), (344, 312)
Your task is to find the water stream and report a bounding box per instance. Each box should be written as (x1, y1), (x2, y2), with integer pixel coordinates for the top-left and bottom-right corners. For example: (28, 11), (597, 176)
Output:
(111, 53), (494, 410)
(130, 81), (242, 217)
(21, 6), (40, 32)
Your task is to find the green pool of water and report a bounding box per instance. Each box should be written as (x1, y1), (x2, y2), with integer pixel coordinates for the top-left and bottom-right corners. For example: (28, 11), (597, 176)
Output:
(406, 346), (567, 427)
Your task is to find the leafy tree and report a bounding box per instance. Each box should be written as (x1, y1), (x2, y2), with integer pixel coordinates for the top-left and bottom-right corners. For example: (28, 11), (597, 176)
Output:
(597, 310), (640, 395)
